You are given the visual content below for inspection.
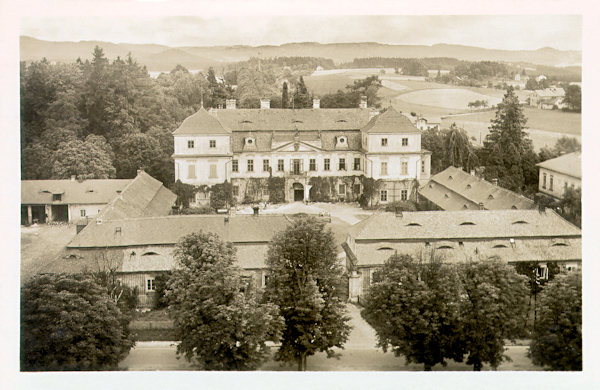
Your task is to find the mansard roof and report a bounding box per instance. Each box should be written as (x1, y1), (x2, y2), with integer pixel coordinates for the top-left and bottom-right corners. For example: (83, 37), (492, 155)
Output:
(230, 130), (363, 153)
(173, 107), (231, 135)
(361, 106), (419, 134)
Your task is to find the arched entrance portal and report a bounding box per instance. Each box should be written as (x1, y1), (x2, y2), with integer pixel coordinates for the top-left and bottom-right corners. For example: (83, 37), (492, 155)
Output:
(292, 182), (304, 202)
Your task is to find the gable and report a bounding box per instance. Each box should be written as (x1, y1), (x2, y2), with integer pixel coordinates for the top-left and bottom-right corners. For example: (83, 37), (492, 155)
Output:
(274, 141), (323, 153)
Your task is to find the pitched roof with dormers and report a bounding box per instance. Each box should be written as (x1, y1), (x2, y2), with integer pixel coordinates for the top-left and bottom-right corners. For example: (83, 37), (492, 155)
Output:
(21, 179), (132, 205)
(419, 166), (536, 211)
(172, 107), (231, 135)
(361, 107), (419, 134)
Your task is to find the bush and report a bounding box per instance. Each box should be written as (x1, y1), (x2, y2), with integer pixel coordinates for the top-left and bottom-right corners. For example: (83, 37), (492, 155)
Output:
(181, 205), (215, 214)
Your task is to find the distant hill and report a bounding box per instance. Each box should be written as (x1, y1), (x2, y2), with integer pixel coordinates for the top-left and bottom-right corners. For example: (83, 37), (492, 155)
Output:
(20, 36), (581, 72)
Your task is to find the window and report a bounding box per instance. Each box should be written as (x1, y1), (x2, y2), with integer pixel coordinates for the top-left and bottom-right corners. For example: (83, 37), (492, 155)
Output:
(247, 159), (254, 172)
(338, 158), (346, 171)
(233, 185), (239, 196)
(187, 140), (194, 148)
(401, 189), (408, 201)
(52, 193), (62, 202)
(146, 278), (156, 292)
(277, 159), (284, 172)
(353, 184), (361, 194)
(232, 159), (239, 172)
(209, 139), (216, 148)
(380, 190), (388, 202)
(381, 138), (388, 146)
(536, 266), (549, 280)
(324, 158), (330, 171)
(401, 161), (408, 175)
(549, 175), (554, 191)
(380, 162), (388, 176)
(339, 184), (346, 195)
(263, 159), (270, 172)
(209, 164), (217, 178)
(542, 173), (547, 189)
(402, 138), (408, 146)
(421, 160), (425, 173)
(309, 158), (316, 171)
(80, 209), (86, 217)
(354, 157), (361, 171)
(460, 222), (476, 226)
(187, 164), (196, 179)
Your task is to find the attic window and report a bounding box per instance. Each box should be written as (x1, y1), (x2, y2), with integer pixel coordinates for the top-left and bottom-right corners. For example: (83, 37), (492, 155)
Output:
(406, 223), (421, 227)
(429, 184), (433, 188)
(41, 190), (51, 193)
(466, 184), (472, 189)
(444, 193), (450, 198)
(460, 222), (476, 226)
(463, 204), (468, 209)
(292, 120), (303, 123)
(425, 242), (431, 247)
(438, 245), (453, 249)
(551, 243), (569, 247)
(86, 189), (94, 193)
(65, 254), (78, 259)
(512, 220), (528, 225)
(377, 247), (394, 251)
(488, 194), (494, 200)
(116, 190), (122, 194)
(448, 175), (453, 180)
(511, 205), (517, 209)
(142, 251), (159, 256)
(336, 119), (347, 122)
(240, 120), (253, 124)
(493, 244), (508, 248)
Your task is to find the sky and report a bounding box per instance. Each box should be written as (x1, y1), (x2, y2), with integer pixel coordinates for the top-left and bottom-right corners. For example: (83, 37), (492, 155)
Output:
(20, 14), (582, 51)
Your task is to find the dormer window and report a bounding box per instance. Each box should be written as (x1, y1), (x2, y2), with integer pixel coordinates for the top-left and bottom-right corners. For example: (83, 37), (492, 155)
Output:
(488, 194), (494, 200)
(406, 223), (421, 227)
(245, 137), (255, 146)
(336, 119), (347, 123)
(512, 220), (528, 225)
(466, 184), (472, 189)
(336, 136), (347, 145)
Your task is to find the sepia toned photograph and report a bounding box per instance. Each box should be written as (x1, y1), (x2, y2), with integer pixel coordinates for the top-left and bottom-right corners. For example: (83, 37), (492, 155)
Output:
(9, 2), (596, 387)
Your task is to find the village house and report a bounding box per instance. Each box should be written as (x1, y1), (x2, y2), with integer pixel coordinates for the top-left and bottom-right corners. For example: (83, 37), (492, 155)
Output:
(427, 69), (451, 78)
(172, 100), (432, 205)
(414, 116), (442, 131)
(419, 166), (536, 210)
(343, 209), (581, 302)
(537, 152), (581, 200)
(529, 87), (566, 110)
(64, 214), (291, 307)
(21, 177), (132, 225)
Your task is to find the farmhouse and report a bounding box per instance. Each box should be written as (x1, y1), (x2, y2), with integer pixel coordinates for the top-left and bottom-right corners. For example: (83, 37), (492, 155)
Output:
(172, 100), (432, 205)
(537, 152), (581, 200)
(64, 214), (291, 307)
(530, 87), (565, 110)
(343, 209), (581, 302)
(414, 116), (441, 131)
(21, 177), (131, 225)
(419, 166), (536, 210)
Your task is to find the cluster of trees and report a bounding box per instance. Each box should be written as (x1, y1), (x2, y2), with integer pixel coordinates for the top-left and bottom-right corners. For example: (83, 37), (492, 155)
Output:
(319, 75), (382, 108)
(561, 84), (582, 112)
(163, 217), (350, 371)
(362, 253), (581, 371)
(421, 124), (479, 175)
(362, 254), (528, 371)
(467, 99), (489, 109)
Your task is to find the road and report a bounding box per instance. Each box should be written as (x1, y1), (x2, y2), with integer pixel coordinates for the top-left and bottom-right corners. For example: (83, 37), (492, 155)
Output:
(119, 304), (539, 371)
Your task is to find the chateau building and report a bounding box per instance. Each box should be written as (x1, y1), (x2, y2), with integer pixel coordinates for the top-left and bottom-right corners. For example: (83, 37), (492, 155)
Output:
(172, 99), (431, 204)
(536, 152), (581, 200)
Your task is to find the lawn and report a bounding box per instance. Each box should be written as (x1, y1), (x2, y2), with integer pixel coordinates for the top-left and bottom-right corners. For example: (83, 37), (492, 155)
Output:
(395, 88), (503, 110)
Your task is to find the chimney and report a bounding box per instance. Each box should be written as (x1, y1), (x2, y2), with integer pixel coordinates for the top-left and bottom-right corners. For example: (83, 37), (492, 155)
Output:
(395, 206), (403, 218)
(491, 178), (498, 186)
(226, 99), (236, 109)
(359, 96), (368, 109)
(260, 98), (270, 109)
(70, 175), (76, 181)
(478, 202), (484, 210)
(253, 206), (260, 216)
(470, 170), (475, 176)
(313, 98), (320, 109)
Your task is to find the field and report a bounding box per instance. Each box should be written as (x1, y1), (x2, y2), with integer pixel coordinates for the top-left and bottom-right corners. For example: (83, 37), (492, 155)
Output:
(395, 88), (502, 110)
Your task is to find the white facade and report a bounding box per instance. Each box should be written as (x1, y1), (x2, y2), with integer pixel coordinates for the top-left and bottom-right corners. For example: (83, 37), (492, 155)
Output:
(538, 168), (581, 199)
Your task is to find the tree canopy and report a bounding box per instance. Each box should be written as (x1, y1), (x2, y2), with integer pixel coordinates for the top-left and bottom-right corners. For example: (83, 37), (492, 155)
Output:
(20, 273), (135, 371)
(264, 216), (351, 370)
(166, 231), (282, 370)
(361, 253), (464, 370)
(529, 271), (582, 370)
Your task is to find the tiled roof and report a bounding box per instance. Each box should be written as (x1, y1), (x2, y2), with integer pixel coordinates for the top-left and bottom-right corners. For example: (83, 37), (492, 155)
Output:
(535, 87), (565, 97)
(536, 152), (581, 179)
(361, 107), (418, 134)
(351, 237), (582, 266)
(172, 107), (231, 135)
(68, 214), (291, 248)
(21, 179), (131, 205)
(95, 171), (177, 220)
(419, 166), (536, 210)
(230, 130), (363, 153)
(348, 209), (581, 241)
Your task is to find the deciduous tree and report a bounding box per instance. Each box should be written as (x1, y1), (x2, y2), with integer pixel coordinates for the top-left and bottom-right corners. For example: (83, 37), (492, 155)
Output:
(20, 273), (135, 371)
(51, 137), (116, 179)
(166, 232), (282, 370)
(529, 271), (582, 370)
(458, 257), (529, 370)
(361, 253), (464, 370)
(264, 216), (351, 370)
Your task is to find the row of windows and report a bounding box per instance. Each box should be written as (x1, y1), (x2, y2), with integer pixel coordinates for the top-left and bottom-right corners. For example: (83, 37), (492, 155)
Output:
(380, 137), (409, 147)
(187, 140), (217, 149)
(542, 173), (554, 191)
(232, 157), (362, 173)
(380, 189), (408, 202)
